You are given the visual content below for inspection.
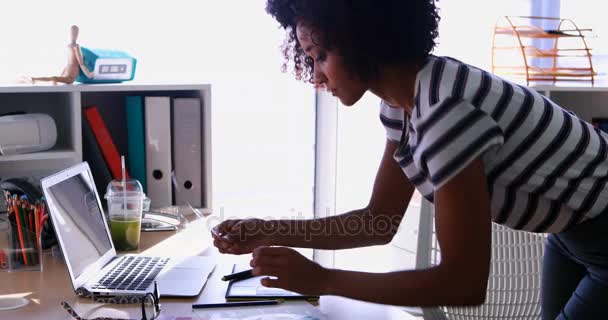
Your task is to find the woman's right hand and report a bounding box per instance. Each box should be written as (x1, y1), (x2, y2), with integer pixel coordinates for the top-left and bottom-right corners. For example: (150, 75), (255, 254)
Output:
(211, 219), (276, 254)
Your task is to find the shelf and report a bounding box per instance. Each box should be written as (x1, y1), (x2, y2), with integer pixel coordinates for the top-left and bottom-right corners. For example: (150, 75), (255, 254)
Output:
(492, 16), (595, 85)
(0, 149), (78, 162)
(0, 84), (213, 212)
(495, 26), (584, 39)
(495, 66), (596, 77)
(0, 83), (211, 94)
(524, 47), (590, 58)
(494, 46), (591, 58)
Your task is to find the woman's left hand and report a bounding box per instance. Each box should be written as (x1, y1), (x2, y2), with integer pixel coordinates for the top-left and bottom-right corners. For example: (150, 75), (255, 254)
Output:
(250, 246), (331, 296)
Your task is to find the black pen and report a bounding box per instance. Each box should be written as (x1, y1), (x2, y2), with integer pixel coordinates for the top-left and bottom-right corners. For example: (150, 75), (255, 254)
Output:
(192, 299), (282, 309)
(222, 269), (254, 281)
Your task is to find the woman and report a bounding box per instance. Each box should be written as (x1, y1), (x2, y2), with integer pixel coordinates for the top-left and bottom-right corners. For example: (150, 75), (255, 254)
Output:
(212, 1), (608, 318)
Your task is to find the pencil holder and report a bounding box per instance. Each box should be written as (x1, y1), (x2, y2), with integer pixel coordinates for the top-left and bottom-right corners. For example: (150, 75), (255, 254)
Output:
(0, 214), (43, 272)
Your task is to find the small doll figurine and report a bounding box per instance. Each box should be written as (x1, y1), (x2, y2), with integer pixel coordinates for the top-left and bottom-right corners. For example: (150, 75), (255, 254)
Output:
(20, 25), (94, 85)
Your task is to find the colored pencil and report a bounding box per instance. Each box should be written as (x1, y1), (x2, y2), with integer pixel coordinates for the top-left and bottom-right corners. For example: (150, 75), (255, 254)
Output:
(39, 214), (48, 238)
(28, 206), (34, 236)
(19, 202), (33, 265)
(9, 213), (20, 264)
(26, 204), (37, 265)
(39, 203), (46, 231)
(34, 205), (40, 251)
(2, 193), (44, 268)
(12, 198), (28, 266)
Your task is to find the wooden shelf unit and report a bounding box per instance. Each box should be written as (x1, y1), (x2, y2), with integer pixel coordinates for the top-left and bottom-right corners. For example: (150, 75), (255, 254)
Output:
(492, 16), (596, 85)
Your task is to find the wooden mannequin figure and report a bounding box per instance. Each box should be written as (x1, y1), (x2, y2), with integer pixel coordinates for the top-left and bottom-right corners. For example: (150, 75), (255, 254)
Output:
(22, 25), (94, 85)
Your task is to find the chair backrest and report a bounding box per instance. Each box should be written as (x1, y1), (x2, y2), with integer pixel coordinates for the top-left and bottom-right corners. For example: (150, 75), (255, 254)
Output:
(415, 199), (545, 320)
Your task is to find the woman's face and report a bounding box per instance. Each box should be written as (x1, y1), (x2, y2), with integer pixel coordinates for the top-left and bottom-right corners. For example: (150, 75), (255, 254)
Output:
(296, 22), (367, 106)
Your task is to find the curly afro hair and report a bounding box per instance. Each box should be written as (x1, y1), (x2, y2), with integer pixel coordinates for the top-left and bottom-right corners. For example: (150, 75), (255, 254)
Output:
(266, 0), (440, 83)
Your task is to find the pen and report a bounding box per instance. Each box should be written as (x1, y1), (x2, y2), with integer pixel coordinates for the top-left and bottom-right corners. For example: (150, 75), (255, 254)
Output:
(222, 269), (254, 281)
(192, 299), (282, 309)
(141, 225), (178, 232)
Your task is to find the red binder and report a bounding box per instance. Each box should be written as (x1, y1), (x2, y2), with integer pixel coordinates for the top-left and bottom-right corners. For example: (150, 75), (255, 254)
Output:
(84, 106), (130, 180)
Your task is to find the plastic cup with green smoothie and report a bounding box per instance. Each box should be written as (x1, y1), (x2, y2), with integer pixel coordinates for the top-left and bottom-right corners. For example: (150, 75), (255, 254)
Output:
(105, 179), (145, 251)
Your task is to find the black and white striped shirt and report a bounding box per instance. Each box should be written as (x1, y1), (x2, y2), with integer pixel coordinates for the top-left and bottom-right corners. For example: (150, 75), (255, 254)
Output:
(380, 55), (608, 233)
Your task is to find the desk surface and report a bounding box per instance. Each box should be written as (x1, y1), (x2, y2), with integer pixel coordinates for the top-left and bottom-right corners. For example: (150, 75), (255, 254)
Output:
(0, 217), (417, 320)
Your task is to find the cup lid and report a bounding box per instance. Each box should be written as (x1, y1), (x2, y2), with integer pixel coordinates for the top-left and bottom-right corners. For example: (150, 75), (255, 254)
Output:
(104, 178), (145, 200)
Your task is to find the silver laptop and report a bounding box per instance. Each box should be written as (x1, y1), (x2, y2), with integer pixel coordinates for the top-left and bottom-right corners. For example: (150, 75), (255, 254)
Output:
(41, 162), (216, 297)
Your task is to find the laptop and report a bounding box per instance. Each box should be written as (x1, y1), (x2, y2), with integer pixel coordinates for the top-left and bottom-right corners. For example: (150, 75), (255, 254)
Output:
(41, 162), (216, 297)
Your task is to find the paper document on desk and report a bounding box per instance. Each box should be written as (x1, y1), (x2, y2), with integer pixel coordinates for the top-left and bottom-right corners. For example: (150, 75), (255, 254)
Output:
(226, 264), (319, 302)
(229, 277), (302, 297)
(204, 315), (322, 320)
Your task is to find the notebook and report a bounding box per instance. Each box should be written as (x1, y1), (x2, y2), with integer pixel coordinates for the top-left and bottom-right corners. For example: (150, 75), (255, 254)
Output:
(41, 162), (216, 297)
(225, 264), (319, 302)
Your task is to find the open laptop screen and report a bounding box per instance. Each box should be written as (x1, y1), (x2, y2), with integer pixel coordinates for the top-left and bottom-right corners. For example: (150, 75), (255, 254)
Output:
(45, 170), (112, 279)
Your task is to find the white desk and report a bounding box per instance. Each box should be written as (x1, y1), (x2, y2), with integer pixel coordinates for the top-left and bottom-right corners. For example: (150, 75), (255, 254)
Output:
(0, 217), (418, 320)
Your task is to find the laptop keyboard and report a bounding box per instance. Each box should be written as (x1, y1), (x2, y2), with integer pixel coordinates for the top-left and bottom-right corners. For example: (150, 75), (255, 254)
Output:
(91, 256), (169, 291)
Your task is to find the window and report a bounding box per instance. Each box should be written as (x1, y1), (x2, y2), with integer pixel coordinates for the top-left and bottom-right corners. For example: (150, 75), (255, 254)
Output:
(331, 0), (533, 271)
(560, 0), (608, 72)
(0, 1), (316, 222)
(435, 0), (532, 69)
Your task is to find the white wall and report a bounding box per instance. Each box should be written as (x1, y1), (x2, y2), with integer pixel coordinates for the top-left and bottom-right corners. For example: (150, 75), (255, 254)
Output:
(435, 0), (532, 69)
(560, 0), (608, 73)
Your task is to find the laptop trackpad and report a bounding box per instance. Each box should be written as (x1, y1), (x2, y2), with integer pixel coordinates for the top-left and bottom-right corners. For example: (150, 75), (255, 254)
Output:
(156, 256), (216, 297)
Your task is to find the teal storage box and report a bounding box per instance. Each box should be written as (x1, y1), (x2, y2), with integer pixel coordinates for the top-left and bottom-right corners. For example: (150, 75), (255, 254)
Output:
(77, 47), (137, 83)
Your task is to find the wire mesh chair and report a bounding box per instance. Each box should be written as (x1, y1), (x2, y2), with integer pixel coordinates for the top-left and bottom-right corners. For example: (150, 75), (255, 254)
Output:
(407, 199), (546, 320)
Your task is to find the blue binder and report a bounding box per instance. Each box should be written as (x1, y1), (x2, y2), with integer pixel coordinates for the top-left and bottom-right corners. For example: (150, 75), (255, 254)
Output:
(126, 96), (147, 193)
(77, 47), (137, 83)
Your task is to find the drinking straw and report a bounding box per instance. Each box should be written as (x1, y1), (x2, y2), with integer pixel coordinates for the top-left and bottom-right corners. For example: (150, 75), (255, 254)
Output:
(121, 155), (128, 220)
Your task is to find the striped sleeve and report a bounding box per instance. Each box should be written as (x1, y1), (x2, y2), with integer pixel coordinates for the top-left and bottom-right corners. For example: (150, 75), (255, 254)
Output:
(412, 98), (504, 189)
(379, 101), (404, 142)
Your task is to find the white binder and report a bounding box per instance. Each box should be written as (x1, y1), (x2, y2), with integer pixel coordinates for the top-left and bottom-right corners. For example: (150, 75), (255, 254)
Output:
(172, 98), (203, 207)
(145, 96), (173, 208)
